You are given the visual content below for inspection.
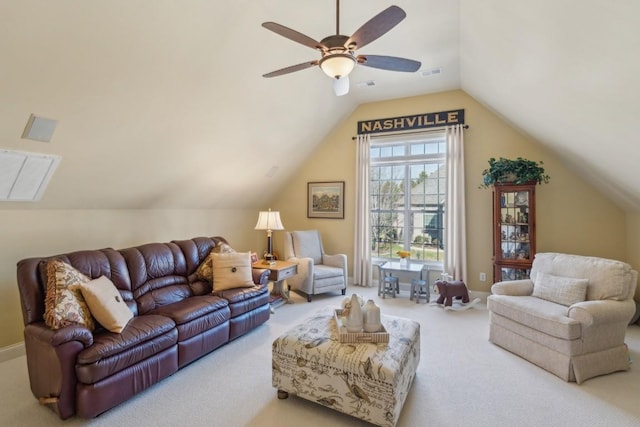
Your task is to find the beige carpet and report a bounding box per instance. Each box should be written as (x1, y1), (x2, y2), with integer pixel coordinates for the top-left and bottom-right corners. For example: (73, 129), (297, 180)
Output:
(2, 285), (640, 427)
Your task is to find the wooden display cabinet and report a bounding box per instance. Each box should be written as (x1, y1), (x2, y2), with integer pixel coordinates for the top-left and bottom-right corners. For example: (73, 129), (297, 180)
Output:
(492, 183), (536, 282)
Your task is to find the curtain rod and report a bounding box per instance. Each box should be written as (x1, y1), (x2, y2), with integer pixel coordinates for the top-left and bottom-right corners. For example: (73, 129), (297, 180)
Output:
(351, 124), (469, 140)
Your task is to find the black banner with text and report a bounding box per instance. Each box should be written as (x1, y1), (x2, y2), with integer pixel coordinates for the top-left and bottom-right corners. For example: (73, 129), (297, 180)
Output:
(357, 109), (465, 134)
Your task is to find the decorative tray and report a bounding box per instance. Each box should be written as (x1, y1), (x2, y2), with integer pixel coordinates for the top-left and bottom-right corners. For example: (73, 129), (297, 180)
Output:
(333, 309), (389, 344)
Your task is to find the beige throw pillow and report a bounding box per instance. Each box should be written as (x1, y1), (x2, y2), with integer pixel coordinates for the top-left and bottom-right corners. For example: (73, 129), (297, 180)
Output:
(211, 252), (254, 291)
(74, 276), (133, 333)
(532, 272), (588, 306)
(44, 259), (96, 331)
(194, 243), (236, 283)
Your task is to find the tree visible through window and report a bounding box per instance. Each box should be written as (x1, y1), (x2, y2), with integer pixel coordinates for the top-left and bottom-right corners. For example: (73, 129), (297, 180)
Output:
(370, 132), (446, 263)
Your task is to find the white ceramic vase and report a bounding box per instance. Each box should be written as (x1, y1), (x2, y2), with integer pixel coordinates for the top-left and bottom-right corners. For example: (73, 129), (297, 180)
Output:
(345, 294), (364, 332)
(363, 299), (382, 332)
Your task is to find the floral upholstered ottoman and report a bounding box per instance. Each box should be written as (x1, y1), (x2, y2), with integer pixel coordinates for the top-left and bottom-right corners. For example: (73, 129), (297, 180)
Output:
(272, 306), (420, 427)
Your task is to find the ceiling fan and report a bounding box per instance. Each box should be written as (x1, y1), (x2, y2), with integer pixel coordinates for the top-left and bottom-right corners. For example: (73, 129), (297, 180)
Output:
(262, 1), (422, 96)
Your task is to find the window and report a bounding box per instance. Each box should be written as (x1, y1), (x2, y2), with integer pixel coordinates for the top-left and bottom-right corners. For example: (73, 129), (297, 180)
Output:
(370, 132), (446, 263)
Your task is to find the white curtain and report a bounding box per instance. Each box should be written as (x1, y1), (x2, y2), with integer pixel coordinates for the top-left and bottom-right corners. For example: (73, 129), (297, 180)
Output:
(444, 125), (467, 281)
(353, 134), (372, 287)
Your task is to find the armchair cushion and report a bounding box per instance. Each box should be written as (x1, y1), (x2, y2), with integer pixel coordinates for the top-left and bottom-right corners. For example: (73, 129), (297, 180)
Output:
(530, 253), (635, 301)
(532, 272), (588, 307)
(488, 295), (581, 340)
(291, 230), (323, 264)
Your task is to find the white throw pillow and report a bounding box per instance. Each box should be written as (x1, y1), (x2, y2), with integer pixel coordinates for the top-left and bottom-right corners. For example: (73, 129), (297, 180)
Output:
(532, 272), (588, 306)
(194, 243), (236, 283)
(74, 276), (133, 333)
(211, 252), (254, 291)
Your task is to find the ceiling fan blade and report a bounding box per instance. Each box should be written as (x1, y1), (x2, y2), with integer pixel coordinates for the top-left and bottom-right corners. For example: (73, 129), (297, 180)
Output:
(262, 22), (325, 50)
(333, 76), (349, 96)
(263, 60), (319, 78)
(357, 55), (421, 72)
(345, 5), (406, 51)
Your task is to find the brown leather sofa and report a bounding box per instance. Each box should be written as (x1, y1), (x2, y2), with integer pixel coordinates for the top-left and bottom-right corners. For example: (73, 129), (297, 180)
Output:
(16, 236), (270, 419)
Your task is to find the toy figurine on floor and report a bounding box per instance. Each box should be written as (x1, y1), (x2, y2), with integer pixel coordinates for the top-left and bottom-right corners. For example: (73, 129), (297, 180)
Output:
(434, 279), (470, 307)
(431, 278), (481, 311)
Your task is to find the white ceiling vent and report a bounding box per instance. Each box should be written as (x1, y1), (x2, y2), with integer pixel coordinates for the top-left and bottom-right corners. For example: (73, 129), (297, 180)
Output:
(0, 149), (61, 202)
(420, 67), (442, 77)
(356, 80), (376, 88)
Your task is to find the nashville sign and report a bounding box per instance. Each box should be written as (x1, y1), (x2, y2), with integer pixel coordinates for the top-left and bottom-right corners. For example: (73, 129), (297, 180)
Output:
(357, 109), (465, 134)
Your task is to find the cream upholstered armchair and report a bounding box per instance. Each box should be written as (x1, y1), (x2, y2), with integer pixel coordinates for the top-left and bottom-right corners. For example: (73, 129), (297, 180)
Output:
(488, 252), (637, 384)
(283, 230), (347, 302)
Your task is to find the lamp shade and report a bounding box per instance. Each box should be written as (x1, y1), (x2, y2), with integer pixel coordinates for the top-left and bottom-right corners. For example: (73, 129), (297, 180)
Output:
(319, 53), (356, 79)
(254, 209), (284, 231)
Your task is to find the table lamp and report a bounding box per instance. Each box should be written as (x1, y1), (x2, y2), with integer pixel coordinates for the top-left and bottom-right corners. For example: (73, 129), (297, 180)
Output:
(254, 208), (284, 264)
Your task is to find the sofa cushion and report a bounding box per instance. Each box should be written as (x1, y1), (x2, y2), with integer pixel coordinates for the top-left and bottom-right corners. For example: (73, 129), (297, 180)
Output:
(211, 252), (254, 291)
(76, 314), (177, 384)
(74, 276), (133, 333)
(150, 295), (230, 342)
(214, 284), (269, 318)
(44, 259), (95, 331)
(532, 272), (588, 307)
(150, 295), (228, 326)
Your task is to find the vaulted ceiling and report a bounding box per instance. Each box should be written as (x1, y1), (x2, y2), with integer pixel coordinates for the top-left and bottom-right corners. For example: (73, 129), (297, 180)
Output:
(2, 1), (638, 211)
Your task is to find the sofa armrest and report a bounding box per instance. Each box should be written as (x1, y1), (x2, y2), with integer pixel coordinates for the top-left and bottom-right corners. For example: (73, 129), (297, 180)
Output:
(252, 268), (270, 286)
(26, 322), (94, 348)
(491, 279), (533, 296)
(24, 322), (93, 419)
(322, 253), (347, 269)
(569, 299), (636, 326)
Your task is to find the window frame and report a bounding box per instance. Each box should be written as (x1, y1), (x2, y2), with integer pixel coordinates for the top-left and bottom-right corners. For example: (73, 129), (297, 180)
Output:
(369, 131), (446, 268)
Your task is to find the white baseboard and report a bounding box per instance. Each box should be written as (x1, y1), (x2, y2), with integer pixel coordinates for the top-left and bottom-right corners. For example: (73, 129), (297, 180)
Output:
(0, 342), (26, 363)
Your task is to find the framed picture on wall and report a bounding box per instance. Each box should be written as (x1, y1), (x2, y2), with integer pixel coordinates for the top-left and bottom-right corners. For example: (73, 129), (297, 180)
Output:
(307, 181), (345, 219)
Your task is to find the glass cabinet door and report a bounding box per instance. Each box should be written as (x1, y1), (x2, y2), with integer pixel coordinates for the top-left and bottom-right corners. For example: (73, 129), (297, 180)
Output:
(498, 190), (531, 262)
(493, 184), (536, 282)
(495, 265), (532, 281)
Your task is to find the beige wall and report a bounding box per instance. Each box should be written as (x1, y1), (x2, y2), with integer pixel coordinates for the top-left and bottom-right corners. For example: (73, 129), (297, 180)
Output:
(272, 89), (630, 294)
(1, 208), (264, 347)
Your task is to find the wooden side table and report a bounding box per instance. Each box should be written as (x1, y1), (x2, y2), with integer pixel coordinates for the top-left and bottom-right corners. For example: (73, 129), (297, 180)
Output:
(252, 260), (298, 311)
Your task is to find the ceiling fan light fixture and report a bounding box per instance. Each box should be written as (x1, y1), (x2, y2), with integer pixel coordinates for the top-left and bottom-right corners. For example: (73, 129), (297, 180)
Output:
(319, 53), (356, 79)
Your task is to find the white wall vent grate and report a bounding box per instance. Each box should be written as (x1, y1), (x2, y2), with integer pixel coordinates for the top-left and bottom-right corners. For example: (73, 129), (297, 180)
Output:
(0, 149), (61, 202)
(420, 67), (442, 77)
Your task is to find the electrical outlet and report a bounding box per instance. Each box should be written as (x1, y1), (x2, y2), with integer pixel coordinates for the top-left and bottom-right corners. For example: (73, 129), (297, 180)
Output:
(479, 272), (487, 282)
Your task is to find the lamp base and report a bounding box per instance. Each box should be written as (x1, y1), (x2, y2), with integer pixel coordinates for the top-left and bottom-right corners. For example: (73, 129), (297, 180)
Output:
(262, 259), (277, 266)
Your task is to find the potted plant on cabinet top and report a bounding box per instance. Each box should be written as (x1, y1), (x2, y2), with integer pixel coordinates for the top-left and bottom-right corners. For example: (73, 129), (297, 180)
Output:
(480, 157), (550, 188)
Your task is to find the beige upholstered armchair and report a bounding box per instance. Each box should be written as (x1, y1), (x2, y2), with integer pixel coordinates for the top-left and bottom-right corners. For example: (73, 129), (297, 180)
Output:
(488, 252), (637, 384)
(283, 230), (347, 302)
